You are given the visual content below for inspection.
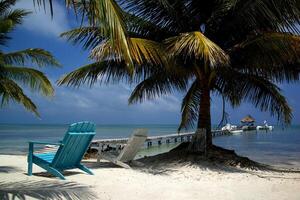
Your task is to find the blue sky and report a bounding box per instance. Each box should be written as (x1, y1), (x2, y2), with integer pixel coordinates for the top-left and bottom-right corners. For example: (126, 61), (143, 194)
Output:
(0, 0), (299, 126)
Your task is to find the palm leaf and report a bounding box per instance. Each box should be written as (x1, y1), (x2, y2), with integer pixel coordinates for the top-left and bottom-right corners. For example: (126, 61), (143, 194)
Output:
(0, 0), (18, 14)
(0, 180), (97, 200)
(237, 0), (300, 33)
(0, 7), (30, 45)
(36, 0), (134, 70)
(123, 12), (173, 40)
(128, 69), (189, 104)
(216, 69), (292, 124)
(122, 0), (190, 33)
(178, 80), (201, 131)
(2, 66), (54, 96)
(3, 48), (60, 67)
(129, 38), (167, 66)
(90, 37), (168, 66)
(0, 78), (39, 116)
(61, 27), (108, 50)
(230, 32), (300, 83)
(165, 31), (229, 68)
(84, 0), (133, 68)
(57, 61), (130, 87)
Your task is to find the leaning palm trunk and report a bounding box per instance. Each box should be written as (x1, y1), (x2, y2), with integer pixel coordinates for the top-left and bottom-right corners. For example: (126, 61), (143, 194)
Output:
(188, 87), (212, 152)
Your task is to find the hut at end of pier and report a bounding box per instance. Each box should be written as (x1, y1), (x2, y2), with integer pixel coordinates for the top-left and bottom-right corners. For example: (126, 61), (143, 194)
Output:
(241, 115), (255, 126)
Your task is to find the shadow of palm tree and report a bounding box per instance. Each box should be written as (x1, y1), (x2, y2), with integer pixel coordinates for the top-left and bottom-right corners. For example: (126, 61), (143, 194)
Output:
(31, 171), (83, 179)
(0, 166), (22, 173)
(82, 160), (123, 169)
(0, 180), (97, 200)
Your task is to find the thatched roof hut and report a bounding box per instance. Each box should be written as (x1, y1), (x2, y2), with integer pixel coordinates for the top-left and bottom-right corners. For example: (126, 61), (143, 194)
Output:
(241, 115), (255, 123)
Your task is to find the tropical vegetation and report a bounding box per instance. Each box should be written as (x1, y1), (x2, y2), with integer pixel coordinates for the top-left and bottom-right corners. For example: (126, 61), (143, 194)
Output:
(40, 0), (300, 151)
(0, 0), (59, 116)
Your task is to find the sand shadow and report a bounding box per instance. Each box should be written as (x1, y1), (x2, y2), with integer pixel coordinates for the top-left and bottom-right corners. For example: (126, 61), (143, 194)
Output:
(29, 170), (83, 179)
(0, 166), (22, 173)
(82, 160), (124, 169)
(0, 180), (97, 200)
(132, 143), (300, 176)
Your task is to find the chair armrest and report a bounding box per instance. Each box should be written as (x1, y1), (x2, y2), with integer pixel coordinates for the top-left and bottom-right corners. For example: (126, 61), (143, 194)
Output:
(28, 141), (63, 155)
(28, 141), (63, 146)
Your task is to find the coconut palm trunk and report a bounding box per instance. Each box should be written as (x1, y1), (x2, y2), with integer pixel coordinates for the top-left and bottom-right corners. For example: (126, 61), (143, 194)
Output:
(188, 83), (212, 152)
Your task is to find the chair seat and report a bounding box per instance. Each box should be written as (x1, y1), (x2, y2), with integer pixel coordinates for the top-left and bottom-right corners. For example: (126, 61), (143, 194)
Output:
(34, 152), (56, 163)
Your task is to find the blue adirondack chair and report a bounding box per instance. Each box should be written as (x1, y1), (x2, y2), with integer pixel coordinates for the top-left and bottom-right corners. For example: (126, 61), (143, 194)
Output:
(27, 121), (96, 180)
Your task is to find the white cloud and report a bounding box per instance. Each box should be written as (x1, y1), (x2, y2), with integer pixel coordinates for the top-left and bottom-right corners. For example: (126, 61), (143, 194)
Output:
(0, 82), (182, 124)
(14, 0), (70, 37)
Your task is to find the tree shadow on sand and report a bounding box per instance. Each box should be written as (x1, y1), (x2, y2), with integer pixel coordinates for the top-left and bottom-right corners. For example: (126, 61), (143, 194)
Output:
(0, 180), (97, 200)
(0, 166), (22, 173)
(135, 142), (300, 177)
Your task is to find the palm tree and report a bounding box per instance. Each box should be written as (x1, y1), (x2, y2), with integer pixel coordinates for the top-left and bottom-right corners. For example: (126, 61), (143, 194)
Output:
(0, 0), (60, 116)
(58, 0), (300, 152)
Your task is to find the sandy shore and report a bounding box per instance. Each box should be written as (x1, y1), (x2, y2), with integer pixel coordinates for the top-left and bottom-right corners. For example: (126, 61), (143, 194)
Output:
(1, 155), (300, 200)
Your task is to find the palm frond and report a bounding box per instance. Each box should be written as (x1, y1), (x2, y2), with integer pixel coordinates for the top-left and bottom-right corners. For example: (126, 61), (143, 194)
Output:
(0, 78), (39, 116)
(0, 0), (17, 14)
(60, 27), (108, 50)
(129, 38), (167, 66)
(165, 31), (229, 68)
(35, 0), (134, 69)
(123, 12), (173, 40)
(83, 0), (133, 68)
(89, 39), (121, 62)
(57, 61), (130, 87)
(0, 8), (30, 45)
(2, 8), (31, 25)
(3, 48), (60, 67)
(0, 180), (97, 200)
(90, 37), (168, 67)
(236, 0), (300, 33)
(178, 80), (201, 131)
(128, 69), (189, 104)
(231, 32), (300, 83)
(122, 0), (191, 33)
(2, 66), (54, 96)
(216, 69), (292, 124)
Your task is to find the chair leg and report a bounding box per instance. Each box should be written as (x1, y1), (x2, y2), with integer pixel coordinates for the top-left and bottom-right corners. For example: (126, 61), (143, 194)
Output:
(47, 167), (66, 180)
(97, 146), (102, 163)
(27, 160), (32, 176)
(114, 160), (131, 169)
(78, 164), (94, 175)
(28, 143), (33, 176)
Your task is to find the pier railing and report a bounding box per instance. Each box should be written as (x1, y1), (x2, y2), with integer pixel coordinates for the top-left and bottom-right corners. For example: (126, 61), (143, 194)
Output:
(90, 130), (230, 150)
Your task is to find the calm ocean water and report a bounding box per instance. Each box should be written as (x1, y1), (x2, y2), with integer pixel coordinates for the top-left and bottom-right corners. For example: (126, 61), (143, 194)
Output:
(0, 124), (299, 168)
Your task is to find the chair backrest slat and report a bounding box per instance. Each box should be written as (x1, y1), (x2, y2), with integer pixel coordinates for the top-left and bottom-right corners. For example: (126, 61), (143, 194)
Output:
(51, 121), (96, 169)
(117, 129), (147, 162)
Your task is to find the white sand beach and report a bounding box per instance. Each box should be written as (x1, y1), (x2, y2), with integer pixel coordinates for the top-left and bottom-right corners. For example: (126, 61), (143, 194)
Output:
(1, 154), (300, 200)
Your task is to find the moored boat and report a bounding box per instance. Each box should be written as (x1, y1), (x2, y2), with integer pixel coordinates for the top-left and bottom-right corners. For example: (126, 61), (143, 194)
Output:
(256, 120), (273, 131)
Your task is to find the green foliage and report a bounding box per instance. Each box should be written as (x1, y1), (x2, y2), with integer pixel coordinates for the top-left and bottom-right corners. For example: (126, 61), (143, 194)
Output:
(0, 0), (60, 116)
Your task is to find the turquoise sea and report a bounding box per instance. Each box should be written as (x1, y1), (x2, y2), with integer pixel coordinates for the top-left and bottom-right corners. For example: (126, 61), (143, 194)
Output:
(0, 124), (299, 168)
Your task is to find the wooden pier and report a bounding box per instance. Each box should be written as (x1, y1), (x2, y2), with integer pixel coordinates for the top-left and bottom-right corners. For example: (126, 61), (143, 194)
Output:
(90, 130), (231, 149)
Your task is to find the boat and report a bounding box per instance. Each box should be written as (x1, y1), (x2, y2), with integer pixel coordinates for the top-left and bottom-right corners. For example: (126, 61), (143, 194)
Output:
(221, 124), (243, 134)
(230, 129), (243, 134)
(256, 120), (273, 131)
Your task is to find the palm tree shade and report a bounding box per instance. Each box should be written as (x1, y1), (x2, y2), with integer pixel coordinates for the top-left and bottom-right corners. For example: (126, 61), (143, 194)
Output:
(0, 0), (60, 116)
(0, 180), (97, 199)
